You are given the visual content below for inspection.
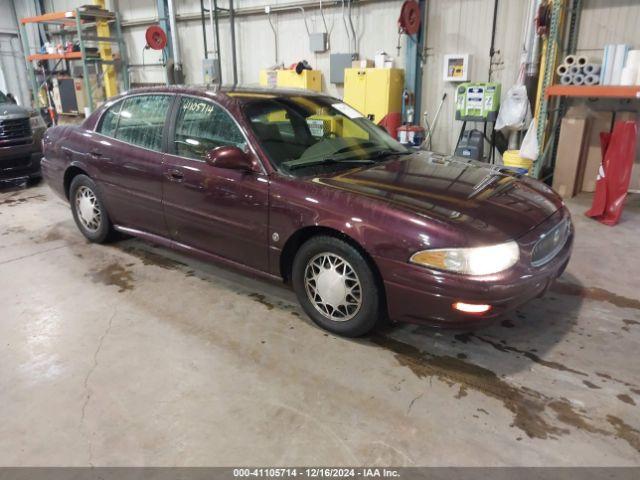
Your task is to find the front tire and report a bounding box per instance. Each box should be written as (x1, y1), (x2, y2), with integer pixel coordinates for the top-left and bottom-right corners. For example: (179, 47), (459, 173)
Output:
(69, 174), (113, 243)
(292, 236), (381, 337)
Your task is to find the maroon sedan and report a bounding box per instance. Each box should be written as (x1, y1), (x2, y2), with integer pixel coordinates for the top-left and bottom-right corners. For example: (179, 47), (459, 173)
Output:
(41, 86), (572, 336)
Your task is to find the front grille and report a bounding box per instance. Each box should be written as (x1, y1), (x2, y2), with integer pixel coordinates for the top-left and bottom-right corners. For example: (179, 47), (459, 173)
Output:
(0, 117), (32, 143)
(1, 157), (31, 170)
(531, 219), (570, 267)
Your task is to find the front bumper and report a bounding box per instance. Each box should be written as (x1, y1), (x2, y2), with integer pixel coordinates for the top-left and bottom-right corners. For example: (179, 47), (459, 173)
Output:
(377, 208), (574, 326)
(0, 134), (43, 182)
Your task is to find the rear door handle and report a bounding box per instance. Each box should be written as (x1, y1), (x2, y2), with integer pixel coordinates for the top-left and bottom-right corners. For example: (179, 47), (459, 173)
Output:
(89, 149), (102, 158)
(165, 168), (184, 182)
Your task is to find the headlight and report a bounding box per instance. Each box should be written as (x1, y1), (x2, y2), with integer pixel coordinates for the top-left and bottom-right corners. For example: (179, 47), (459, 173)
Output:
(29, 111), (46, 129)
(410, 240), (520, 276)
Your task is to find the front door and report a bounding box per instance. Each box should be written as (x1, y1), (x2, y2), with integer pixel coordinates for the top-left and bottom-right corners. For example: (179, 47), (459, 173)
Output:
(162, 96), (269, 272)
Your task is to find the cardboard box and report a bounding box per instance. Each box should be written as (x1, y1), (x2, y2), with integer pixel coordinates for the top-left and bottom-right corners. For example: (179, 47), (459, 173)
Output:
(558, 107), (639, 193)
(580, 111), (613, 193)
(351, 59), (373, 69)
(630, 164), (640, 192)
(552, 116), (590, 198)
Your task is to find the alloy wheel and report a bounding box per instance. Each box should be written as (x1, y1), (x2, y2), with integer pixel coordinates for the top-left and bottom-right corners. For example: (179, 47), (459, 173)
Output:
(75, 186), (102, 232)
(304, 252), (362, 322)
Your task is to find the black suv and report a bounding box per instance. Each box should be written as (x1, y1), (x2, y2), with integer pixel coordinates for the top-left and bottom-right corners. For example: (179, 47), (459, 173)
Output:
(0, 91), (46, 183)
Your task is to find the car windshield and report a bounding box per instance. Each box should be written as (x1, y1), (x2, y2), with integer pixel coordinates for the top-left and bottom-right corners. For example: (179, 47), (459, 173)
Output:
(240, 95), (409, 174)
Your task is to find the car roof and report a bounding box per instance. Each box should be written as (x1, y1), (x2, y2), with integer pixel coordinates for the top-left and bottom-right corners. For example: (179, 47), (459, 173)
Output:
(86, 83), (336, 130)
(119, 84), (331, 104)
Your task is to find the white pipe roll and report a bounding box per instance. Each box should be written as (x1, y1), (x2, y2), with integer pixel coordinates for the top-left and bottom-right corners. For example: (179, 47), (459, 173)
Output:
(620, 66), (638, 85)
(564, 54), (577, 65)
(577, 55), (590, 66)
(626, 50), (640, 68)
(573, 74), (585, 85)
(584, 74), (600, 86)
(557, 64), (568, 76)
(560, 73), (573, 85)
(569, 65), (582, 75)
(583, 63), (601, 75)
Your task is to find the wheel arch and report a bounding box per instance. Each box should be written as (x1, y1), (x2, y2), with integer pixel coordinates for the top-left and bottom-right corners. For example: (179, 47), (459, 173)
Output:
(279, 225), (387, 314)
(63, 165), (89, 199)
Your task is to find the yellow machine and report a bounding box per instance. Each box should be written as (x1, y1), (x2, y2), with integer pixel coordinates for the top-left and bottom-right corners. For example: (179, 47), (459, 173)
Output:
(343, 68), (404, 124)
(93, 0), (117, 98)
(259, 69), (322, 92)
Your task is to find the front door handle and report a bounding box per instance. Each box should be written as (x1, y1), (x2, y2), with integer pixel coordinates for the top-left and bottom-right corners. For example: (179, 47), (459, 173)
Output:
(165, 168), (184, 182)
(89, 149), (102, 158)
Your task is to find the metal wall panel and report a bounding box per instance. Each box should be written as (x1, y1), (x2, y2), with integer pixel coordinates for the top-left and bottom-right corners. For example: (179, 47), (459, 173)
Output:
(36, 0), (640, 156)
(420, 0), (529, 154)
(576, 0), (640, 56)
(0, 0), (35, 106)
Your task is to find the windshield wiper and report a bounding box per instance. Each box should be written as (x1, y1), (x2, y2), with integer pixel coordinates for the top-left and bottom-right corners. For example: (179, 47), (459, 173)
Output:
(330, 141), (378, 156)
(285, 157), (376, 171)
(368, 149), (412, 160)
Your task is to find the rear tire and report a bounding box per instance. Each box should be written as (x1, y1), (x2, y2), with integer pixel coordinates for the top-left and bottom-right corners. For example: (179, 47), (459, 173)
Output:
(292, 236), (381, 337)
(69, 174), (114, 243)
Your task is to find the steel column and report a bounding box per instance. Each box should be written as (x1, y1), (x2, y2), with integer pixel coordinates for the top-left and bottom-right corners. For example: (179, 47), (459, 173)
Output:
(229, 0), (238, 86)
(213, 0), (222, 85)
(533, 0), (564, 178)
(114, 11), (130, 91)
(403, 0), (426, 122)
(18, 22), (39, 108)
(200, 0), (208, 59)
(156, 0), (172, 85)
(76, 13), (94, 113)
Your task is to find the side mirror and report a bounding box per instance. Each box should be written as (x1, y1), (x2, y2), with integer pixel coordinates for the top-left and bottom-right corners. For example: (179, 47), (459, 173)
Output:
(205, 145), (253, 171)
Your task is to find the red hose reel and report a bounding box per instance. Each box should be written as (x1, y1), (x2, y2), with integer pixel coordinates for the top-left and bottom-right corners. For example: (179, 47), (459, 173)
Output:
(145, 25), (168, 50)
(398, 0), (421, 36)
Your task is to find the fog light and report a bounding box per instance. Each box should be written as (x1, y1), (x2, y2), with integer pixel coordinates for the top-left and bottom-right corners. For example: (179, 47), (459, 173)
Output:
(452, 302), (492, 314)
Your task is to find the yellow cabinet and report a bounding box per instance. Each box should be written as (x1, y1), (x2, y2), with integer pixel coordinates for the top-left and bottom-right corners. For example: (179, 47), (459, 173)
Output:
(259, 69), (322, 92)
(343, 68), (404, 124)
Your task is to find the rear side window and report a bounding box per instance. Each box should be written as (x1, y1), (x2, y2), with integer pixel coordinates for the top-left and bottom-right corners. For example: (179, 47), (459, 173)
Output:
(97, 100), (122, 137)
(114, 95), (171, 151)
(173, 97), (246, 161)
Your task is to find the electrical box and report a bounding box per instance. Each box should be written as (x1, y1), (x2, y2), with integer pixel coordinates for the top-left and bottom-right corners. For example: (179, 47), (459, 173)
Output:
(443, 54), (470, 82)
(343, 68), (404, 124)
(309, 32), (327, 53)
(330, 53), (358, 84)
(203, 58), (220, 84)
(52, 76), (103, 114)
(455, 82), (501, 121)
(259, 69), (322, 92)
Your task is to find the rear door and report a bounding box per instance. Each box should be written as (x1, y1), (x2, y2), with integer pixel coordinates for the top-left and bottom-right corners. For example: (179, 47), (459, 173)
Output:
(91, 94), (173, 236)
(161, 95), (270, 272)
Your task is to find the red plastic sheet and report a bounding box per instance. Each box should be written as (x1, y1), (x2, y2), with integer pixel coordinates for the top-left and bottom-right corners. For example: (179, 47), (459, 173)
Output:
(585, 120), (638, 226)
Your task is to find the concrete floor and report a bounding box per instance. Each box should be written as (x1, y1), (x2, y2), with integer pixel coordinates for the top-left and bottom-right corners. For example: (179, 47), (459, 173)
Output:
(0, 181), (639, 467)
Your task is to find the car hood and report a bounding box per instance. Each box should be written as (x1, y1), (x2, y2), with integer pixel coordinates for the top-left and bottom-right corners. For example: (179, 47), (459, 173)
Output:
(312, 151), (562, 243)
(0, 102), (30, 118)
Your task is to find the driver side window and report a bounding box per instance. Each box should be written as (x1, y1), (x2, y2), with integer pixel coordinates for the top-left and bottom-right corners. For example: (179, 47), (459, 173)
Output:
(173, 97), (246, 161)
